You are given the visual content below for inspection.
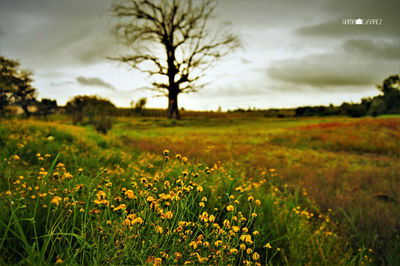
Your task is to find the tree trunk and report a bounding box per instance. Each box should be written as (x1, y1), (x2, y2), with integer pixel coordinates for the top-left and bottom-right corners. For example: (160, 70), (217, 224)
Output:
(22, 104), (31, 117)
(167, 93), (180, 119)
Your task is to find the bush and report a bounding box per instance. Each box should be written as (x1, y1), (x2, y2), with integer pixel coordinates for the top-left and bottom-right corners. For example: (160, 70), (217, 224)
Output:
(65, 95), (115, 134)
(368, 98), (386, 117)
(341, 103), (367, 117)
(37, 98), (58, 118)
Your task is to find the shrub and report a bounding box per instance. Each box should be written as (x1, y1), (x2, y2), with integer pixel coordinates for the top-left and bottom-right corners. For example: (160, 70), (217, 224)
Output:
(368, 98), (386, 117)
(65, 95), (115, 134)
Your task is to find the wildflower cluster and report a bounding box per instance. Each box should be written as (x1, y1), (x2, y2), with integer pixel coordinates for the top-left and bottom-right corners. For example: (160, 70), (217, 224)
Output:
(0, 119), (362, 265)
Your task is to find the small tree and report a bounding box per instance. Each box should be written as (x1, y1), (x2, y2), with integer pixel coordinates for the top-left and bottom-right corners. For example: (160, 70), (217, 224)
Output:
(37, 98), (58, 118)
(368, 98), (386, 117)
(110, 0), (240, 119)
(0, 57), (17, 116)
(65, 95), (116, 134)
(13, 71), (37, 117)
(134, 97), (147, 114)
(377, 74), (400, 114)
(0, 56), (37, 117)
(0, 88), (12, 116)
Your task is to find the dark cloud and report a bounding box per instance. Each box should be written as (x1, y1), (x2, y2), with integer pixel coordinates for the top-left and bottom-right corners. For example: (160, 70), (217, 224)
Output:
(0, 0), (115, 68)
(76, 76), (116, 90)
(267, 53), (396, 88)
(343, 39), (400, 61)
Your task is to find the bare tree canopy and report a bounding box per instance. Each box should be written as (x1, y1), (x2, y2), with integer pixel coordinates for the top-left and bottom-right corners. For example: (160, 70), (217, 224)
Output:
(110, 0), (240, 119)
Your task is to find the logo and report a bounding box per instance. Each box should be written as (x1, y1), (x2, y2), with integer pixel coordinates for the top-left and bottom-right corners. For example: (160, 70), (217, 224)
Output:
(342, 18), (383, 25)
(355, 18), (363, 25)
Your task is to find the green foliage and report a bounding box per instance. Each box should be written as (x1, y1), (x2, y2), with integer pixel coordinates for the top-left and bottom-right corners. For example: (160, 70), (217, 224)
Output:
(378, 74), (400, 114)
(368, 98), (386, 117)
(134, 97), (147, 113)
(37, 98), (58, 118)
(341, 102), (368, 117)
(0, 56), (37, 117)
(294, 75), (400, 118)
(65, 95), (116, 134)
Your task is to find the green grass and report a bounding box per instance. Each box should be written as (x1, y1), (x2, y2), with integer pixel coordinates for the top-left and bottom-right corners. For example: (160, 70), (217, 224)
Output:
(107, 115), (400, 264)
(1, 115), (398, 264)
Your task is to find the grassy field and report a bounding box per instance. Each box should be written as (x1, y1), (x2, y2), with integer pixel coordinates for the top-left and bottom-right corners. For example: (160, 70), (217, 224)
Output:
(0, 114), (399, 264)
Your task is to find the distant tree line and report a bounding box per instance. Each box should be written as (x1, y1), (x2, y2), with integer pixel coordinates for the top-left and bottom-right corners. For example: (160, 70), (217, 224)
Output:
(228, 75), (399, 118)
(294, 75), (399, 118)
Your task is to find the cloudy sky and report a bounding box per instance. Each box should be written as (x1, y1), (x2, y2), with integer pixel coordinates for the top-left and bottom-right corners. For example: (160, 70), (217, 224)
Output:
(1, 0), (399, 110)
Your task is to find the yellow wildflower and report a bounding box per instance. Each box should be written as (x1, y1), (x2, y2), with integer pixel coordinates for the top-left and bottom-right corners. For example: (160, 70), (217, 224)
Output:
(113, 204), (126, 212)
(230, 248), (238, 255)
(223, 219), (230, 228)
(189, 241), (198, 250)
(240, 234), (252, 244)
(253, 252), (260, 260)
(214, 240), (222, 247)
(125, 190), (136, 199)
(155, 226), (163, 234)
(96, 191), (106, 200)
(165, 211), (173, 220)
(50, 196), (62, 207)
(209, 215), (215, 222)
(232, 226), (240, 233)
(154, 257), (162, 265)
(226, 205), (234, 212)
(133, 217), (144, 225)
(147, 196), (156, 202)
(175, 252), (182, 261)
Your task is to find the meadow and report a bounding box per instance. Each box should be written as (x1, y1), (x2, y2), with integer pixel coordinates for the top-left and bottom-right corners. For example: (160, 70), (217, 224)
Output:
(0, 114), (399, 264)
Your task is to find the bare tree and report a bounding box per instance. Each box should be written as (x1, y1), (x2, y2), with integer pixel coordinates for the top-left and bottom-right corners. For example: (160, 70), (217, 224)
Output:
(110, 0), (240, 119)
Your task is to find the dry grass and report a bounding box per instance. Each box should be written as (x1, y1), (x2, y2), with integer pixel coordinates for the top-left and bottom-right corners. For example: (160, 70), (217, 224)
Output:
(112, 116), (400, 263)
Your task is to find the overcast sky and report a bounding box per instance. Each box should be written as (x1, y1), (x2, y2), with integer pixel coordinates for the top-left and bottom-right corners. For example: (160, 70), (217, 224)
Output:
(1, 0), (399, 110)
